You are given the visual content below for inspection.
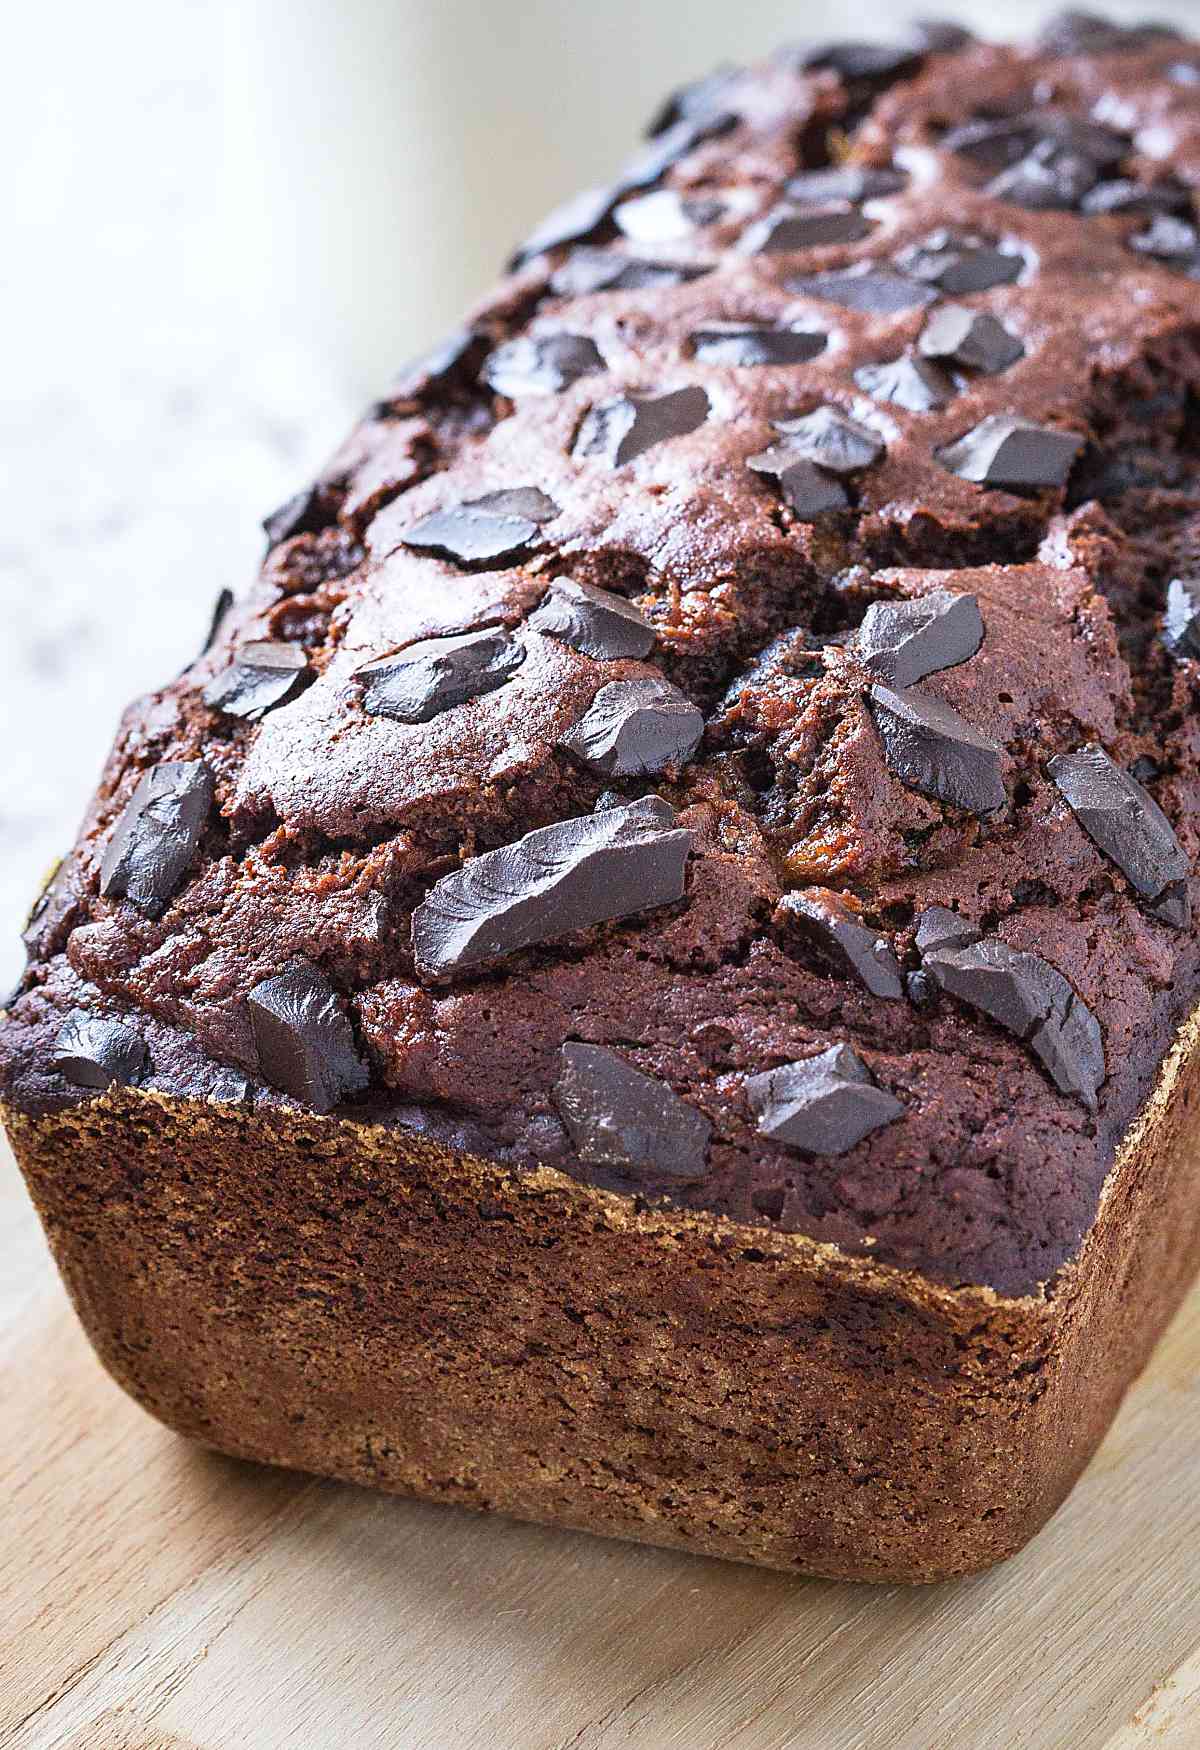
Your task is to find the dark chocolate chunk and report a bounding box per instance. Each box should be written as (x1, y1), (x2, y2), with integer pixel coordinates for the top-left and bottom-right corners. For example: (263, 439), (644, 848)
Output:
(746, 1043), (904, 1156)
(263, 485), (325, 552)
(924, 938), (1105, 1109)
(915, 906), (981, 954)
(613, 189), (725, 243)
(985, 142), (1099, 211)
(1081, 178), (1190, 216)
(247, 959), (369, 1114)
(554, 1042), (711, 1181)
(777, 888), (905, 998)
(618, 110), (738, 191)
(385, 327), (483, 401)
(857, 589), (984, 686)
(919, 305), (1025, 375)
(786, 265), (936, 313)
(53, 1010), (150, 1091)
(906, 967), (937, 1005)
(644, 64), (740, 137)
(357, 628), (525, 724)
(1129, 213), (1200, 261)
(853, 354), (955, 411)
(770, 406), (885, 473)
(944, 111), (1127, 172)
(742, 203), (872, 253)
(866, 684), (1005, 814)
(411, 797), (692, 979)
(509, 185), (617, 270)
(1164, 577), (1200, 659)
(689, 323), (827, 367)
(549, 250), (711, 297)
(560, 677), (704, 777)
(573, 385), (710, 467)
(911, 19), (975, 52)
(199, 588), (234, 658)
(785, 165), (906, 203)
(482, 333), (605, 397)
(937, 416), (1083, 489)
(99, 761), (214, 918)
(895, 230), (1023, 294)
(401, 488), (559, 566)
(204, 641), (309, 721)
(527, 577), (655, 660)
(1048, 743), (1190, 926)
(796, 40), (923, 83)
(1036, 10), (1178, 54)
(746, 451), (849, 516)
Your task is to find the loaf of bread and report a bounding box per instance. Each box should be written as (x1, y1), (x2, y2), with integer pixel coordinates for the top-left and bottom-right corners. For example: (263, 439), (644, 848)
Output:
(7, 10), (1200, 1582)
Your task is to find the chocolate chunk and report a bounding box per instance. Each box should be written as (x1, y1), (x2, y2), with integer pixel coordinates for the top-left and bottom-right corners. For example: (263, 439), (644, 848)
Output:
(742, 203), (871, 253)
(527, 577), (655, 660)
(550, 250), (711, 297)
(510, 185), (616, 269)
(1164, 577), (1200, 659)
(857, 590), (984, 686)
(573, 385), (710, 467)
(906, 968), (937, 1005)
(385, 327), (483, 401)
(53, 1010), (150, 1091)
(924, 938), (1105, 1109)
(560, 678), (704, 777)
(894, 231), (1022, 294)
(689, 323), (827, 366)
(866, 684), (1005, 814)
(911, 19), (974, 52)
(853, 354), (955, 411)
(247, 959), (369, 1114)
(985, 143), (1099, 211)
(785, 165), (906, 203)
(554, 1042), (711, 1181)
(1170, 61), (1200, 87)
(99, 761), (214, 918)
(618, 110), (738, 191)
(401, 488), (559, 566)
(263, 485), (325, 551)
(944, 111), (1127, 172)
(1081, 178), (1190, 216)
(747, 451), (849, 516)
(357, 628), (525, 724)
(746, 1044), (904, 1156)
(1129, 213), (1200, 262)
(482, 333), (605, 397)
(613, 189), (725, 243)
(770, 407), (884, 473)
(786, 265), (936, 313)
(915, 906), (981, 954)
(645, 64), (740, 137)
(1048, 743), (1190, 927)
(777, 888), (905, 998)
(1036, 10), (1178, 54)
(919, 305), (1025, 375)
(797, 41), (923, 83)
(204, 640), (309, 721)
(411, 797), (692, 979)
(199, 588), (234, 658)
(937, 417), (1083, 489)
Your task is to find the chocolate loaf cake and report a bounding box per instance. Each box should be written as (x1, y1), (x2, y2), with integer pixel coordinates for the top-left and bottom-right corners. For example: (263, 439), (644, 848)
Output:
(7, 10), (1200, 1582)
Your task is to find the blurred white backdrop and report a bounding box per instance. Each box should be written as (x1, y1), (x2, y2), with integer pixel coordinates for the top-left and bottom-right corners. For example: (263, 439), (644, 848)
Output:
(2, 0), (1198, 991)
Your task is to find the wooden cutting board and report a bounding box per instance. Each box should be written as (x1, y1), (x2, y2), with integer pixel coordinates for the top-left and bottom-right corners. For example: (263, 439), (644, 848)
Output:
(4, 1132), (1200, 1750)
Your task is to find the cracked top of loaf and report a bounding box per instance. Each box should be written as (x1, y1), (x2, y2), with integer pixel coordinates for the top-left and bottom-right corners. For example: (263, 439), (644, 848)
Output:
(6, 10), (1200, 1296)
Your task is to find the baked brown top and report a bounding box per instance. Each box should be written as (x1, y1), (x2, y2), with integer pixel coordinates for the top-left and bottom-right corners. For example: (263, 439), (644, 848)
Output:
(6, 11), (1200, 1295)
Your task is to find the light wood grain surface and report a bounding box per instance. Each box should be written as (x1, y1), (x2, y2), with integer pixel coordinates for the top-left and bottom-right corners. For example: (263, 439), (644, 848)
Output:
(4, 1132), (1200, 1750)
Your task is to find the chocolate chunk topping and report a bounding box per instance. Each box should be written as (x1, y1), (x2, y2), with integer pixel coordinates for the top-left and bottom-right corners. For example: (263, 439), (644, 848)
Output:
(199, 588), (234, 658)
(895, 231), (1023, 294)
(857, 589), (984, 686)
(247, 959), (369, 1114)
(785, 165), (906, 203)
(1048, 743), (1190, 926)
(746, 1044), (905, 1156)
(924, 938), (1105, 1109)
(554, 1042), (712, 1181)
(985, 142), (1099, 211)
(866, 684), (1005, 814)
(944, 111), (1127, 172)
(911, 19), (974, 52)
(770, 406), (885, 472)
(510, 185), (616, 270)
(204, 641), (309, 721)
(1129, 213), (1200, 266)
(1036, 10), (1178, 55)
(386, 327), (483, 401)
(613, 189), (725, 243)
(786, 265), (936, 313)
(689, 323), (827, 366)
(573, 385), (710, 467)
(777, 888), (905, 998)
(1082, 178), (1190, 216)
(915, 906), (981, 954)
(560, 677), (704, 777)
(919, 305), (1025, 375)
(99, 761), (214, 919)
(527, 577), (655, 660)
(482, 333), (605, 397)
(357, 628), (526, 724)
(1164, 577), (1200, 659)
(937, 417), (1083, 489)
(644, 64), (740, 137)
(401, 488), (559, 566)
(797, 40), (923, 83)
(742, 203), (872, 253)
(619, 110), (738, 191)
(747, 450), (849, 517)
(53, 1010), (150, 1091)
(411, 797), (692, 980)
(262, 485), (325, 552)
(550, 251), (711, 297)
(853, 354), (955, 411)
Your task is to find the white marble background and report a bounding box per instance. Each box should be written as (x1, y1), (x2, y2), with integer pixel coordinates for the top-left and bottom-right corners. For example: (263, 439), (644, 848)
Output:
(2, 0), (1195, 993)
